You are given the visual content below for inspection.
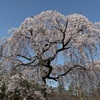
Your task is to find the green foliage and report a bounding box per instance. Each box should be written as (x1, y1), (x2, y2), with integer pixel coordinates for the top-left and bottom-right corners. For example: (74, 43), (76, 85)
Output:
(10, 89), (21, 100)
(27, 96), (34, 100)
(0, 74), (51, 100)
(68, 83), (74, 94)
(0, 82), (6, 100)
(20, 79), (30, 90)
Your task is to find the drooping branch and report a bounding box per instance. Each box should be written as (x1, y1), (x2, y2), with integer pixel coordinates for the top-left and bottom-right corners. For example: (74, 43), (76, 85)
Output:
(41, 56), (85, 83)
(47, 65), (86, 81)
(14, 54), (32, 61)
(0, 45), (3, 57)
(11, 57), (37, 71)
(0, 41), (8, 57)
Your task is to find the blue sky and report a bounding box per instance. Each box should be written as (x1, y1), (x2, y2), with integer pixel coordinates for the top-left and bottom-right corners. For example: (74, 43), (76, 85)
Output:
(0, 0), (100, 39)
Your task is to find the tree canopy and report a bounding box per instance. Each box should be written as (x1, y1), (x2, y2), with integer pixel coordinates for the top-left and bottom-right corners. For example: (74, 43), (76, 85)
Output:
(0, 10), (100, 100)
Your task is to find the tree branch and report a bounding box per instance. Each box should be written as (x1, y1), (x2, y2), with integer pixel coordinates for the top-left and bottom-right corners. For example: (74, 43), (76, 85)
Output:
(47, 20), (71, 62)
(29, 29), (33, 36)
(14, 54), (32, 61)
(64, 36), (72, 47)
(47, 65), (86, 81)
(42, 64), (53, 83)
(11, 57), (37, 71)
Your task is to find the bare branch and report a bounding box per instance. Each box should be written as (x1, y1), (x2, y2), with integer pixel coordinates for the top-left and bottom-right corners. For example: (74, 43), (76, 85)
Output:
(47, 65), (86, 81)
(64, 36), (72, 47)
(11, 57), (37, 71)
(29, 29), (33, 36)
(64, 20), (68, 33)
(15, 54), (32, 61)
